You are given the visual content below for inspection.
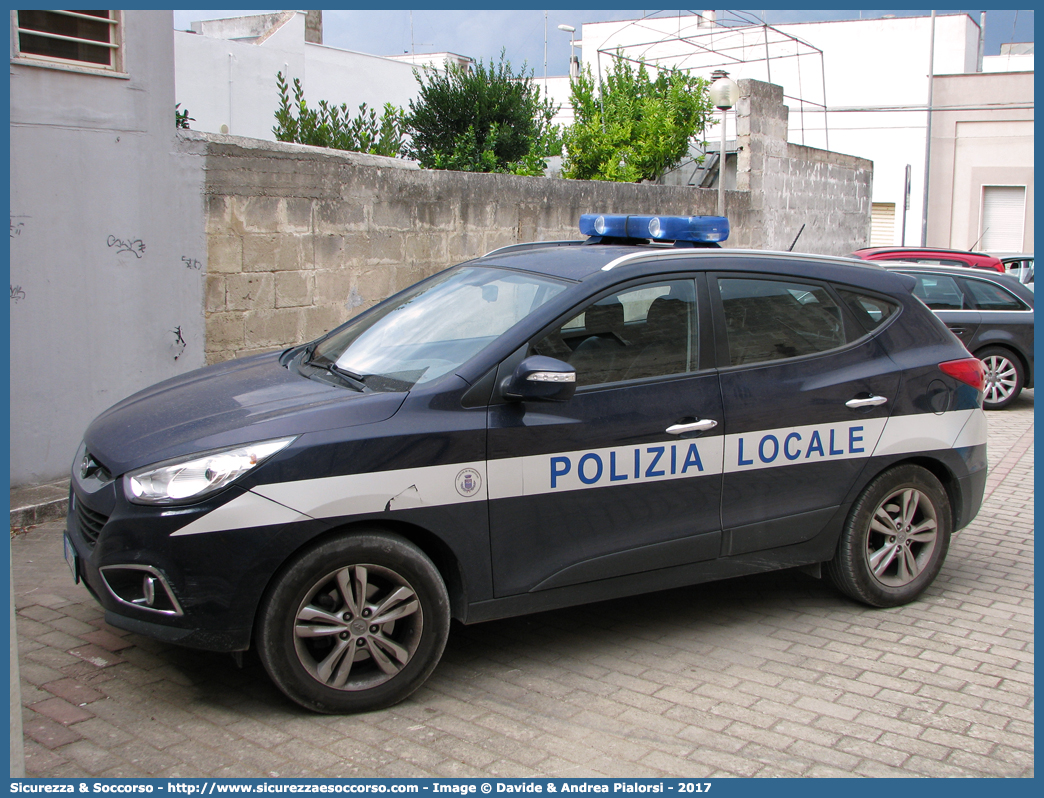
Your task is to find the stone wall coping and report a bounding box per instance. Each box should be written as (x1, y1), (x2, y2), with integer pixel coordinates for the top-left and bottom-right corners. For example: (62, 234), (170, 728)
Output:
(184, 129), (422, 171)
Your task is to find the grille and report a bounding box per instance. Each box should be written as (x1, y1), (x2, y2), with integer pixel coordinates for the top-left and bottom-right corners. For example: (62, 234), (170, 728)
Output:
(75, 499), (109, 549)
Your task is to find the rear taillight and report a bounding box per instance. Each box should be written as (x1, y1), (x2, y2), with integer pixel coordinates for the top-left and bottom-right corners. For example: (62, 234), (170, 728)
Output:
(939, 358), (986, 391)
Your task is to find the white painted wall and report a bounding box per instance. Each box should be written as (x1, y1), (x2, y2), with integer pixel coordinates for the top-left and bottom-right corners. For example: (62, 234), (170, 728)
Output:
(174, 11), (422, 142)
(580, 13), (985, 248)
(9, 11), (207, 486)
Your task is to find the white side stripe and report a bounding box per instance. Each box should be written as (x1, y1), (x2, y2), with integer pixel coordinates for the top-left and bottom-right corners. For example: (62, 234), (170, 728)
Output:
(252, 460), (487, 521)
(166, 410), (985, 536)
(170, 489), (312, 537)
(873, 408), (985, 456)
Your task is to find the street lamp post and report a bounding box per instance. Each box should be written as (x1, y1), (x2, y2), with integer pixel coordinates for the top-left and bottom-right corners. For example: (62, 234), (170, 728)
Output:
(709, 69), (739, 218)
(557, 24), (578, 78)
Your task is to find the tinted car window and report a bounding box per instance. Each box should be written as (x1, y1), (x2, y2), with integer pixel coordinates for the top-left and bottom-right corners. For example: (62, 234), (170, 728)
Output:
(718, 277), (846, 366)
(836, 289), (899, 332)
(909, 274), (966, 310)
(962, 278), (1028, 311)
(532, 279), (697, 386)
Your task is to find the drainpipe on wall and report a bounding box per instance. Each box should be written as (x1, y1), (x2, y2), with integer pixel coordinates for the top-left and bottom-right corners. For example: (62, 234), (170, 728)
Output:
(920, 10), (936, 247)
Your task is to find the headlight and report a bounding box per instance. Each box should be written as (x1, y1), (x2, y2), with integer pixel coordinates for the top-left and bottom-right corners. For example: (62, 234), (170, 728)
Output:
(124, 437), (296, 505)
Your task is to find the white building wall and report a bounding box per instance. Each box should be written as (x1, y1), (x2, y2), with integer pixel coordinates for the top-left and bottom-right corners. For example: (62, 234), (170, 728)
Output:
(174, 11), (422, 142)
(10, 11), (207, 486)
(580, 13), (985, 248)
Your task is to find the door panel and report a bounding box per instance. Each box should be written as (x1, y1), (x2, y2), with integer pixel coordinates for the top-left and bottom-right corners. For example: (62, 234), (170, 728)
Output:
(486, 277), (725, 597)
(712, 275), (902, 553)
(487, 376), (724, 596)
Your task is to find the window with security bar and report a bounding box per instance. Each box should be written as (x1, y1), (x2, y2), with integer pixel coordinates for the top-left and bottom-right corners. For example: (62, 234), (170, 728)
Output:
(13, 10), (122, 72)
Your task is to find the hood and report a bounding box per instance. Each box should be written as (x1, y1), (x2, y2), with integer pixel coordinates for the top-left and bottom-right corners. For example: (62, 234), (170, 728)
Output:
(84, 352), (407, 476)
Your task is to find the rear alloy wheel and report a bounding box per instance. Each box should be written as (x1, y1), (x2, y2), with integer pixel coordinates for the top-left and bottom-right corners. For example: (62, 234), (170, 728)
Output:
(827, 465), (951, 607)
(257, 531), (450, 714)
(978, 346), (1024, 409)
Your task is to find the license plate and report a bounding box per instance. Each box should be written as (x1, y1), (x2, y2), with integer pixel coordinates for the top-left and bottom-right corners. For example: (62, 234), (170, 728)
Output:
(63, 535), (79, 584)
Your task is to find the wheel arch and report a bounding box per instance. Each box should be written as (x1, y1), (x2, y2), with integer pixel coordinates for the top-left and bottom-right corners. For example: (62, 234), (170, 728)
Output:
(866, 455), (964, 528)
(251, 518), (470, 646)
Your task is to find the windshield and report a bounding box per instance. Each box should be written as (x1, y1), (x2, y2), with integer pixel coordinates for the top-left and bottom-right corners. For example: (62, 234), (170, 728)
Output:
(309, 266), (568, 391)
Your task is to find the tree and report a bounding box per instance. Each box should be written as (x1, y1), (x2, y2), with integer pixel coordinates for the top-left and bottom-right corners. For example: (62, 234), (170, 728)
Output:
(272, 72), (406, 158)
(562, 57), (714, 183)
(405, 53), (560, 176)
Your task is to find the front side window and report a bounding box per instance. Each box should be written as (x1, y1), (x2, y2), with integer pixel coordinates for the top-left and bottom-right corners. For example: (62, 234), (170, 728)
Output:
(13, 10), (121, 71)
(310, 267), (567, 392)
(531, 279), (697, 387)
(719, 277), (846, 366)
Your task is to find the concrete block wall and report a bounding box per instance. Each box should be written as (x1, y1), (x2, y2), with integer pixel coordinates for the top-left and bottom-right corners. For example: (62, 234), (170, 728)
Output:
(736, 79), (874, 255)
(199, 78), (872, 364)
(199, 135), (744, 363)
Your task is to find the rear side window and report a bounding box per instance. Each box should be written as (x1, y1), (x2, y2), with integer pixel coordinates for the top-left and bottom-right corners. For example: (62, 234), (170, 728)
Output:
(961, 278), (1028, 311)
(836, 289), (899, 332)
(718, 278), (846, 366)
(908, 274), (966, 310)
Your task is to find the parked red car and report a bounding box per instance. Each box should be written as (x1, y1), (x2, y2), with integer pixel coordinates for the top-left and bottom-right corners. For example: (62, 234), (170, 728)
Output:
(852, 247), (1005, 273)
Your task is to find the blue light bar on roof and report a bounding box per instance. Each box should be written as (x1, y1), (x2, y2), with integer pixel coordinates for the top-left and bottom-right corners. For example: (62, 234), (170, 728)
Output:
(579, 213), (730, 243)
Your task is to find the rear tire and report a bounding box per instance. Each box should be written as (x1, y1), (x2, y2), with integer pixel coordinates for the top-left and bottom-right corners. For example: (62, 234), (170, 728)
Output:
(826, 465), (951, 608)
(977, 346), (1024, 409)
(256, 530), (450, 714)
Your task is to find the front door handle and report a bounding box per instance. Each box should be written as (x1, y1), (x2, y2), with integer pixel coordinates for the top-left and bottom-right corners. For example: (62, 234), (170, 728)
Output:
(846, 395), (888, 409)
(666, 419), (718, 435)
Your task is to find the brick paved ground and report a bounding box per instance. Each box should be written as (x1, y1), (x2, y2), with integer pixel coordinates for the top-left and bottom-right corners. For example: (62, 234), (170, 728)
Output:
(13, 393), (1033, 778)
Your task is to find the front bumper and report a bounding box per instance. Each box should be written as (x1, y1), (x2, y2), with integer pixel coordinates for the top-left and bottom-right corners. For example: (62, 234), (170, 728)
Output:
(65, 485), (329, 653)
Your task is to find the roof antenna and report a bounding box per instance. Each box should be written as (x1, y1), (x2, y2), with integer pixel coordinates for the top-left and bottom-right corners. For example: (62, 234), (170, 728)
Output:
(968, 228), (988, 251)
(787, 224), (805, 252)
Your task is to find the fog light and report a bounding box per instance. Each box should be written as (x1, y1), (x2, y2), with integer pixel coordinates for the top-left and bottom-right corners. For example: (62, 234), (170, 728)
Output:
(99, 565), (183, 616)
(143, 575), (157, 607)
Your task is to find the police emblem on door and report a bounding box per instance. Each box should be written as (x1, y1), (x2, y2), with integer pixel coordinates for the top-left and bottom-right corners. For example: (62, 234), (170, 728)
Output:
(455, 468), (482, 497)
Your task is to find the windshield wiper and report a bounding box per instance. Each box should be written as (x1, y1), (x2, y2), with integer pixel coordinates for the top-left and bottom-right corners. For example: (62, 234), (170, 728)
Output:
(302, 348), (370, 392)
(316, 363), (369, 392)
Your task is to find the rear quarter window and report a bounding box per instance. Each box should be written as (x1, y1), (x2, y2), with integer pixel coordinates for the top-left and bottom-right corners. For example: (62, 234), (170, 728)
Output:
(835, 289), (900, 332)
(961, 278), (1029, 311)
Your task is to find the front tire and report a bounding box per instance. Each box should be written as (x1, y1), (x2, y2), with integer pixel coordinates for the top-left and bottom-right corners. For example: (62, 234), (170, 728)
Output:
(978, 346), (1024, 409)
(826, 465), (951, 608)
(256, 530), (450, 714)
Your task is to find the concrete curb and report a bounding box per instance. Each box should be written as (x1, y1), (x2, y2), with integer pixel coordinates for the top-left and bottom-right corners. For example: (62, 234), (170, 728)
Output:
(10, 480), (69, 532)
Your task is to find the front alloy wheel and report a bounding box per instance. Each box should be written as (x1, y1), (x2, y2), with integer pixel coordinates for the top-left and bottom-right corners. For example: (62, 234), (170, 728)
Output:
(258, 531), (450, 714)
(294, 563), (423, 692)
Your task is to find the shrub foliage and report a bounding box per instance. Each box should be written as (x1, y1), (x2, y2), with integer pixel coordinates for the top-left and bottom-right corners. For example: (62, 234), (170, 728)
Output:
(562, 57), (714, 182)
(273, 72), (406, 158)
(404, 53), (560, 176)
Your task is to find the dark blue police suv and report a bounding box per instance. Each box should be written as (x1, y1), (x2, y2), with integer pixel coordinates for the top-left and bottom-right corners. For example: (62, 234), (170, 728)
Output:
(66, 214), (988, 713)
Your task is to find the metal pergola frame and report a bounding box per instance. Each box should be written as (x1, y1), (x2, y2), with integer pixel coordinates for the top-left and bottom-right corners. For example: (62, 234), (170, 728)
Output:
(591, 10), (830, 150)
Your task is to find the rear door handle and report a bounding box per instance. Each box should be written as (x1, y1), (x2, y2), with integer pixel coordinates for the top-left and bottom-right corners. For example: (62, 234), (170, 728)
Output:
(666, 419), (718, 435)
(846, 395), (888, 409)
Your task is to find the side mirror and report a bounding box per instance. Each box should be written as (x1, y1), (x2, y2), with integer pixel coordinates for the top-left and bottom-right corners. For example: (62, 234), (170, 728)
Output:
(502, 355), (577, 402)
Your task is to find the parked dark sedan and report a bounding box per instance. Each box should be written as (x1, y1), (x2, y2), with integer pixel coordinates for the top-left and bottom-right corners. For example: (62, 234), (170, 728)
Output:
(885, 264), (1033, 409)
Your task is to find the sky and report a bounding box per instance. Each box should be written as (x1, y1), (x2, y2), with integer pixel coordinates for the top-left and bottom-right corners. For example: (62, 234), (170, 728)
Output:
(172, 8), (1034, 77)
